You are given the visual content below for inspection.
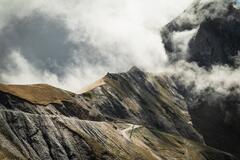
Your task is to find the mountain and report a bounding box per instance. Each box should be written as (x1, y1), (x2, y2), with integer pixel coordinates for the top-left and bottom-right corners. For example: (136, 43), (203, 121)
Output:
(0, 0), (240, 159)
(161, 0), (240, 67)
(161, 0), (240, 158)
(0, 67), (237, 160)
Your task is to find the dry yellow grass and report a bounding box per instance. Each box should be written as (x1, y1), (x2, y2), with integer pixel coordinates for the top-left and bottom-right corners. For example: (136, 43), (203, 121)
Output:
(0, 84), (74, 105)
(79, 78), (106, 94)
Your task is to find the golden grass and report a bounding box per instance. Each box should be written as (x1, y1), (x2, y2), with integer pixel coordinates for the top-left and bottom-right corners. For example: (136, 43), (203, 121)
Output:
(0, 84), (74, 105)
(79, 78), (106, 94)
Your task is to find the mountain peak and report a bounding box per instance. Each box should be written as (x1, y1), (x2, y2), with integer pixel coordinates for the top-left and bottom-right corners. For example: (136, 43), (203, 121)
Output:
(128, 66), (143, 73)
(161, 0), (240, 67)
(0, 69), (238, 159)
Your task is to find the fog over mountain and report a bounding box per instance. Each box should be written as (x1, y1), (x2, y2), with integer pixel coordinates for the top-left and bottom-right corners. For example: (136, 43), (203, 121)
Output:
(1, 0), (239, 95)
(1, 0), (240, 159)
(161, 0), (240, 94)
(0, 0), (192, 91)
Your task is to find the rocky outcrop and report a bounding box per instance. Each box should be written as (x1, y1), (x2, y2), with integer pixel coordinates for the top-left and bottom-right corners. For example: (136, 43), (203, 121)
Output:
(81, 67), (203, 142)
(0, 67), (237, 160)
(0, 1), (239, 159)
(188, 88), (240, 159)
(0, 0), (239, 159)
(161, 0), (240, 67)
(161, 0), (240, 158)
(172, 77), (240, 159)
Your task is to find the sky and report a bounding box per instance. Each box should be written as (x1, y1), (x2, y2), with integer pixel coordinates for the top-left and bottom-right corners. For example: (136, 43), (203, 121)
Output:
(0, 0), (194, 91)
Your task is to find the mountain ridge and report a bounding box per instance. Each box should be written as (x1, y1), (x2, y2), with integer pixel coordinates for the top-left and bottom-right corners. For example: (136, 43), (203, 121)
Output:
(0, 67), (238, 159)
(0, 0), (240, 159)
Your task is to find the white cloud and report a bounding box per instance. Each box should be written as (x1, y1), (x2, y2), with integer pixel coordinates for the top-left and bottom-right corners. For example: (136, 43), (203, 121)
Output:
(0, 50), (60, 86)
(171, 28), (198, 58)
(0, 0), (239, 95)
(0, 0), (39, 31)
(0, 0), (193, 91)
(164, 61), (240, 94)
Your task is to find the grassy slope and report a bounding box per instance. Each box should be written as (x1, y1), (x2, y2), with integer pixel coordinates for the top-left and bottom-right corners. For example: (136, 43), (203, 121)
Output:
(0, 84), (74, 105)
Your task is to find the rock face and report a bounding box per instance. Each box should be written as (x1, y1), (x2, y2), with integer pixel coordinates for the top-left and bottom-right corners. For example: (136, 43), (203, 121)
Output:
(161, 0), (240, 67)
(161, 0), (240, 158)
(188, 89), (240, 159)
(0, 67), (237, 160)
(0, 0), (240, 159)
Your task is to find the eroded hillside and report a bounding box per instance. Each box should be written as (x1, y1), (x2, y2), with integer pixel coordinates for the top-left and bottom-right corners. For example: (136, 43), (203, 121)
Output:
(0, 67), (237, 160)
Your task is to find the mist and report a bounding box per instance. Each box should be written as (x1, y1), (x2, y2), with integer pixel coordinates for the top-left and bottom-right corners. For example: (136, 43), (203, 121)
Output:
(0, 0), (194, 91)
(163, 61), (240, 94)
(1, 0), (239, 94)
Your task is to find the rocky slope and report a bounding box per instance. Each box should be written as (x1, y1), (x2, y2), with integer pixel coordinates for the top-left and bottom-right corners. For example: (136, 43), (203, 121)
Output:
(184, 87), (240, 159)
(161, 0), (240, 157)
(0, 0), (240, 159)
(161, 0), (240, 158)
(0, 67), (237, 160)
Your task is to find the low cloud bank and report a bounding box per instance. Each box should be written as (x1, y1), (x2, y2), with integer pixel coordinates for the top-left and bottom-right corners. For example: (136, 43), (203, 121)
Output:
(0, 0), (192, 91)
(0, 0), (239, 94)
(164, 61), (240, 94)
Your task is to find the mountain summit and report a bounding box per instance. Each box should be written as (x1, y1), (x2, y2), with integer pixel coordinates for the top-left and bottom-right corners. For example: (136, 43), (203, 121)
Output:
(0, 0), (240, 159)
(0, 68), (237, 160)
(161, 0), (240, 67)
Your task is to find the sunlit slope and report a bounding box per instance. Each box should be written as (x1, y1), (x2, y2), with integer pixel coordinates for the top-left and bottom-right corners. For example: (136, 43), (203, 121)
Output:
(0, 84), (74, 105)
(0, 67), (237, 159)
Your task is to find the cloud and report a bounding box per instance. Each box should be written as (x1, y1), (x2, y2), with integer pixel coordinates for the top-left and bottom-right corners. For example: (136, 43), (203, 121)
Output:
(164, 61), (240, 94)
(171, 28), (198, 59)
(0, 0), (193, 91)
(0, 0), (239, 95)
(0, 50), (60, 85)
